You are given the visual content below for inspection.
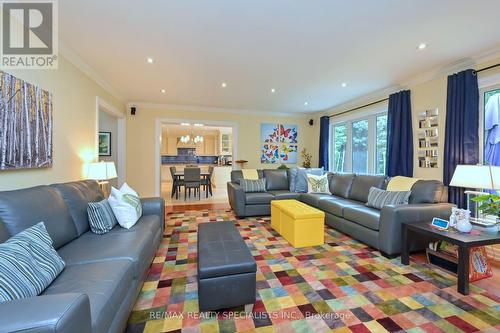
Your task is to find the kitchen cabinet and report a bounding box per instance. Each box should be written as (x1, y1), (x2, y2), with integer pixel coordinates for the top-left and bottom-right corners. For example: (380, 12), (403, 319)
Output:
(204, 137), (216, 155)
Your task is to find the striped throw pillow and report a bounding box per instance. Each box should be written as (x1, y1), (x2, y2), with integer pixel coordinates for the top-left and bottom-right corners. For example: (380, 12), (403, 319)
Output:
(366, 187), (411, 209)
(7, 222), (65, 284)
(87, 199), (118, 234)
(0, 222), (65, 302)
(240, 178), (266, 193)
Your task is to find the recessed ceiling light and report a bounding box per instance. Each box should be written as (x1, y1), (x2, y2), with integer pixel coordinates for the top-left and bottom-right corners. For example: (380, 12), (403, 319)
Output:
(221, 82), (227, 88)
(341, 82), (347, 87)
(194, 123), (204, 127)
(180, 123), (190, 126)
(271, 88), (276, 93)
(417, 43), (427, 50)
(161, 89), (166, 94)
(304, 102), (309, 106)
(146, 57), (154, 64)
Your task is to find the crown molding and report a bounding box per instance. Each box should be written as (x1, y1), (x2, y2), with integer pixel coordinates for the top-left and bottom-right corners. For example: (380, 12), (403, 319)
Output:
(59, 43), (125, 103)
(126, 101), (311, 119)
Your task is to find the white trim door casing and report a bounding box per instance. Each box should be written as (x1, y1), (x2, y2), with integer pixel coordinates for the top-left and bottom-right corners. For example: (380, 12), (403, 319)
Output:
(154, 118), (239, 197)
(95, 97), (126, 186)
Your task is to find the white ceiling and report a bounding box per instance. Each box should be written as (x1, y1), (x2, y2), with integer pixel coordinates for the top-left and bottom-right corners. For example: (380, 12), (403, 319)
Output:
(60, 0), (500, 113)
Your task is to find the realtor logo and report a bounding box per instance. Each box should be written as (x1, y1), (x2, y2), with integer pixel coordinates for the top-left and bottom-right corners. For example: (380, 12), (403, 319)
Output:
(1, 0), (58, 69)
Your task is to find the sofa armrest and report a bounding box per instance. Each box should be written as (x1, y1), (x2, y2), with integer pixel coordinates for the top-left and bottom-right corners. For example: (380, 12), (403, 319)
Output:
(379, 203), (454, 255)
(141, 197), (165, 232)
(0, 293), (91, 333)
(227, 182), (246, 217)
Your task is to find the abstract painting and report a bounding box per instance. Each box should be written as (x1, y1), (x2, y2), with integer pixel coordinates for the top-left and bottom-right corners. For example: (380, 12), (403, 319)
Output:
(260, 143), (279, 164)
(260, 123), (279, 143)
(279, 124), (298, 143)
(280, 144), (298, 164)
(0, 71), (53, 170)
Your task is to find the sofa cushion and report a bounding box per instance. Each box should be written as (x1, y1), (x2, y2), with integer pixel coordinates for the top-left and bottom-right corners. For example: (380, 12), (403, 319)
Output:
(0, 186), (77, 249)
(317, 197), (364, 217)
(348, 175), (386, 203)
(245, 193), (274, 205)
(57, 215), (160, 278)
(299, 193), (333, 208)
(409, 180), (444, 204)
(268, 190), (301, 200)
(343, 206), (381, 231)
(0, 223), (10, 243)
(328, 173), (356, 198)
(293, 168), (324, 193)
(52, 181), (104, 236)
(263, 169), (289, 191)
(41, 260), (133, 333)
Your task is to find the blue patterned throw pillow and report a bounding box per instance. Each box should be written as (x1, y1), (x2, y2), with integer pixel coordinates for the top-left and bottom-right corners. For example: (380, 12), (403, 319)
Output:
(88, 199), (118, 234)
(6, 222), (65, 287)
(240, 178), (266, 193)
(0, 222), (65, 302)
(366, 187), (411, 209)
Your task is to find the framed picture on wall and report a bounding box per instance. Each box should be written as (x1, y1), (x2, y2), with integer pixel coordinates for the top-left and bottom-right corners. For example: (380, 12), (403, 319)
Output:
(99, 132), (112, 156)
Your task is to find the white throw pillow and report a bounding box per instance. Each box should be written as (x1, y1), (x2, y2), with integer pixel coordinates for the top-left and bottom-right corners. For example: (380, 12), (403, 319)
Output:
(108, 183), (142, 229)
(307, 174), (331, 194)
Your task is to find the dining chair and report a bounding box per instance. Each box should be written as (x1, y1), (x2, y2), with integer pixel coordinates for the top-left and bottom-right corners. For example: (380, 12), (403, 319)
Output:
(169, 166), (183, 199)
(184, 167), (201, 200)
(201, 165), (215, 197)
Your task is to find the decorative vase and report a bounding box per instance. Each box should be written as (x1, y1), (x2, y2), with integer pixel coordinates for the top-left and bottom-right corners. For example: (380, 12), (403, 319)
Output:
(456, 210), (472, 233)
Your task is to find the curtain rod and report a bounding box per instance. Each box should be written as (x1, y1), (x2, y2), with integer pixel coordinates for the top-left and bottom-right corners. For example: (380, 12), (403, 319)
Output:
(475, 62), (500, 73)
(328, 97), (388, 118)
(327, 62), (500, 119)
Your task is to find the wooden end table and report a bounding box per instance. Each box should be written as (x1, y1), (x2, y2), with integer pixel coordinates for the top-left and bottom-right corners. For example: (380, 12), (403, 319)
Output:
(401, 221), (499, 295)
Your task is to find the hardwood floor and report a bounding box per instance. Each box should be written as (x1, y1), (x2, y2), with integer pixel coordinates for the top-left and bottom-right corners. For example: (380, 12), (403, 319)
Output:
(164, 203), (500, 298)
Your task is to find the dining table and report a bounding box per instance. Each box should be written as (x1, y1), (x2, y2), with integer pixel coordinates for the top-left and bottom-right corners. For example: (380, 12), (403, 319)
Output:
(173, 171), (212, 199)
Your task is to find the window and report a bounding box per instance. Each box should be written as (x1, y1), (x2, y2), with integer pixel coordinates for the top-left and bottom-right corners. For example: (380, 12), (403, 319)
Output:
(330, 112), (387, 174)
(376, 115), (388, 174)
(333, 125), (347, 172)
(352, 120), (368, 173)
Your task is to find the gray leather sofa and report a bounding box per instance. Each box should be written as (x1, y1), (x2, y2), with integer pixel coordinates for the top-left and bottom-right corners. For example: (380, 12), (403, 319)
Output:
(227, 170), (454, 256)
(0, 180), (164, 333)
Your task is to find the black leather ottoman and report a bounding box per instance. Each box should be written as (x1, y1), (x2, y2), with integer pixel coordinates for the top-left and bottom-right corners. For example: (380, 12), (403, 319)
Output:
(197, 221), (257, 312)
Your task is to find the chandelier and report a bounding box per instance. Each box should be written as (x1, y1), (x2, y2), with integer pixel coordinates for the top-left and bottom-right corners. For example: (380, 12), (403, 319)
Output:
(180, 134), (204, 144)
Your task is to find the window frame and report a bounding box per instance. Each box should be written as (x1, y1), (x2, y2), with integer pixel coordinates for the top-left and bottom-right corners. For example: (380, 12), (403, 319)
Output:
(329, 110), (388, 174)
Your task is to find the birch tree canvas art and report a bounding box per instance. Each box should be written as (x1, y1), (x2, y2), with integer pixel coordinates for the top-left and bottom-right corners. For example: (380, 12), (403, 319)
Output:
(0, 71), (53, 170)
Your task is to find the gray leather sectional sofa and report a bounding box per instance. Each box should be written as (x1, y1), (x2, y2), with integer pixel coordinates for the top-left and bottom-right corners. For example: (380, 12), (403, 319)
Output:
(0, 180), (164, 333)
(228, 170), (454, 256)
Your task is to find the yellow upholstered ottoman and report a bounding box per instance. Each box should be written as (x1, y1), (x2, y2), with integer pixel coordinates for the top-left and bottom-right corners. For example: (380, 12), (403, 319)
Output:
(272, 200), (325, 248)
(271, 200), (296, 233)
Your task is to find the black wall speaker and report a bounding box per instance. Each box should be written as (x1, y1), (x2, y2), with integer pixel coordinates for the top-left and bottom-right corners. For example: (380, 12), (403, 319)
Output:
(309, 119), (314, 126)
(131, 106), (136, 115)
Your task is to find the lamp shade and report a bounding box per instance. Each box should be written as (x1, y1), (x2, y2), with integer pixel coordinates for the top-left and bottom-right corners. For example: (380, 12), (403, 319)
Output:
(449, 165), (500, 190)
(87, 162), (117, 181)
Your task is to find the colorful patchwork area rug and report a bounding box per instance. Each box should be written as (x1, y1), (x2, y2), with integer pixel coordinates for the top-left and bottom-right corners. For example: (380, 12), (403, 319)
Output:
(126, 209), (500, 333)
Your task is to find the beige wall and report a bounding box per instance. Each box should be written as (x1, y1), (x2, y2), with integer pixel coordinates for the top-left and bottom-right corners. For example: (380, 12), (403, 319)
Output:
(0, 56), (125, 190)
(322, 56), (500, 181)
(126, 108), (319, 197)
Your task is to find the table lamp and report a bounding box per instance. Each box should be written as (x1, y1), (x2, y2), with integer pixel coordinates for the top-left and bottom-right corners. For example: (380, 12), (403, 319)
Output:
(450, 164), (500, 224)
(87, 161), (117, 191)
